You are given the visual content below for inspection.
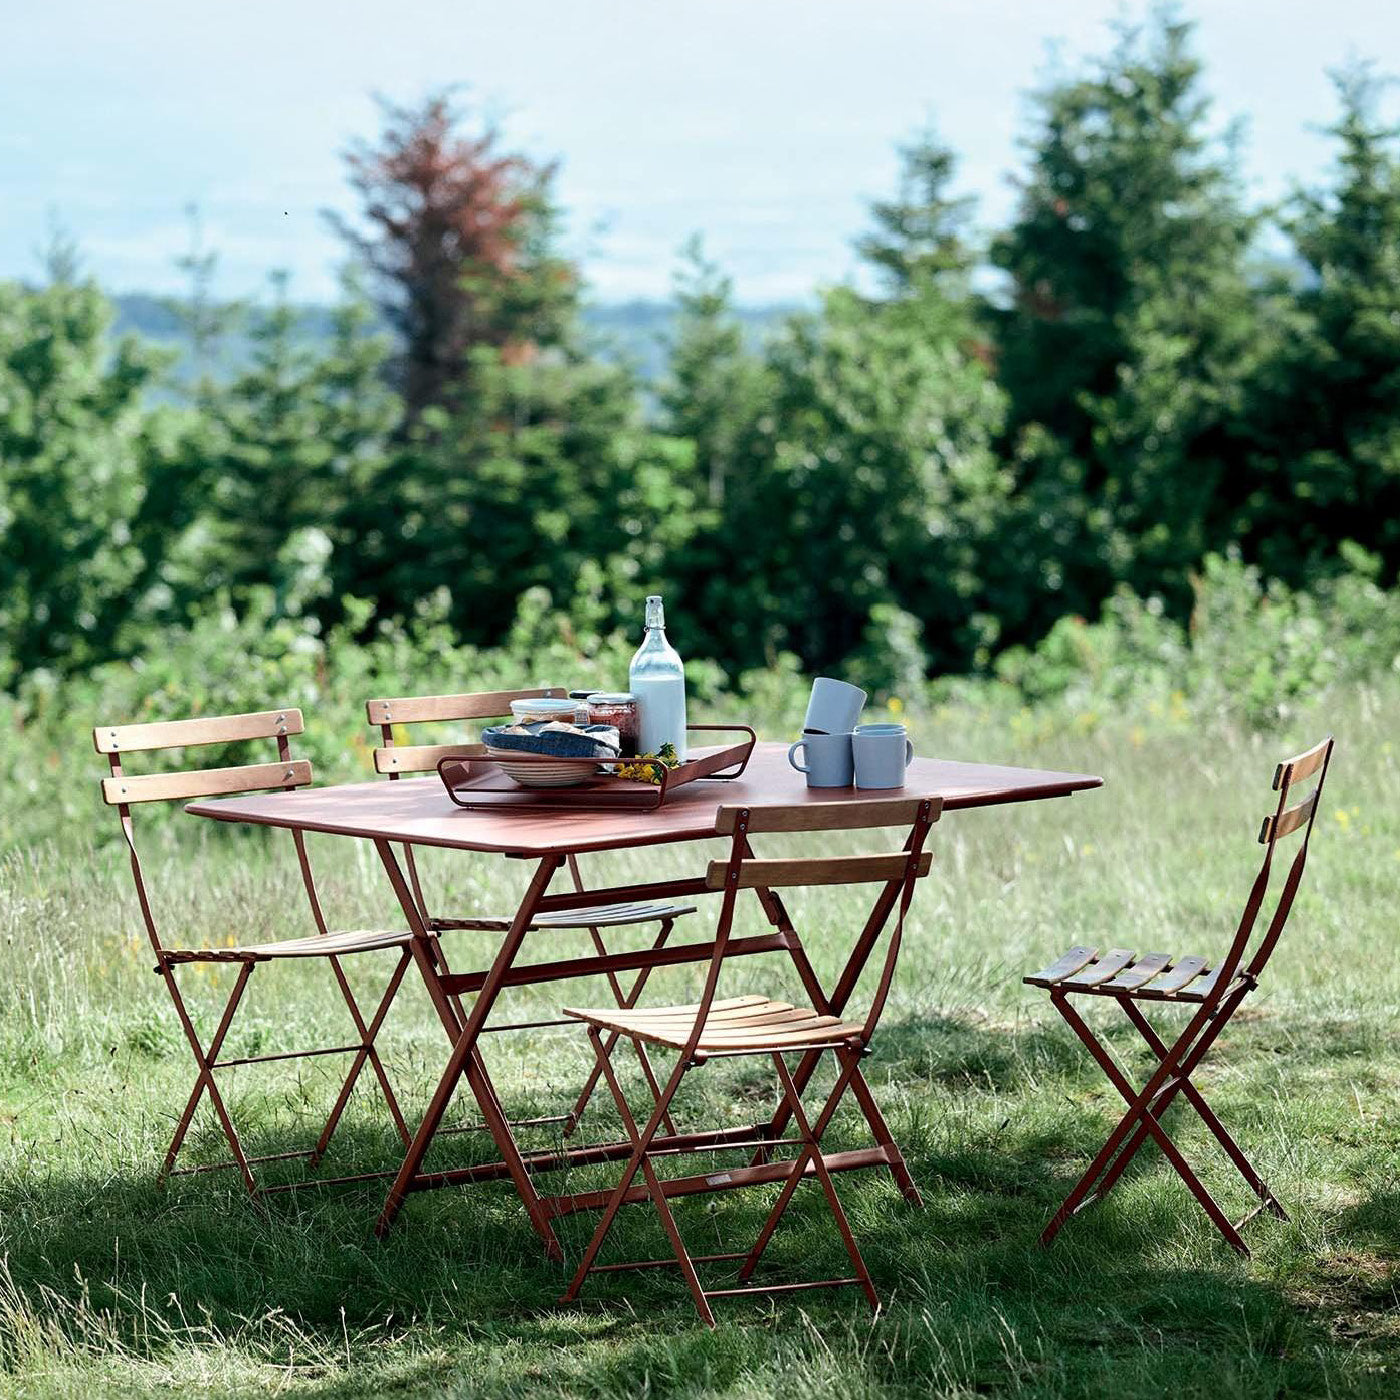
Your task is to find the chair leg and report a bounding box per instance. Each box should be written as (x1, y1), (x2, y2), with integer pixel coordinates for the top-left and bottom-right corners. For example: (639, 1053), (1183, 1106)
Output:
(1104, 998), (1285, 1219)
(159, 962), (258, 1193)
(738, 1047), (865, 1285)
(560, 1034), (702, 1318)
(759, 918), (918, 1201)
(313, 948), (414, 1163)
(763, 1053), (879, 1311)
(1042, 994), (1250, 1255)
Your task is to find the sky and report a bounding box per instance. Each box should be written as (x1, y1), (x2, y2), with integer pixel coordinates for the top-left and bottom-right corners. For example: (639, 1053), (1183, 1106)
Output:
(4, 0), (1399, 306)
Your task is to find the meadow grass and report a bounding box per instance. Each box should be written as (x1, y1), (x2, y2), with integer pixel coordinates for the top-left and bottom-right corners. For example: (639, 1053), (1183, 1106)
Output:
(0, 685), (1398, 1397)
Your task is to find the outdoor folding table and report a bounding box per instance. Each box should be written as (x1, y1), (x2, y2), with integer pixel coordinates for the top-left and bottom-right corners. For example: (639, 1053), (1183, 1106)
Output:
(186, 742), (1102, 1254)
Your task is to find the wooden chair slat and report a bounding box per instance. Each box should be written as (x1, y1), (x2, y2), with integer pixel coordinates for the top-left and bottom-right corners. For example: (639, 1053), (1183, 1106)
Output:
(1102, 951), (1173, 990)
(1173, 965), (1229, 1003)
(601, 1000), (795, 1026)
(373, 742), (486, 775)
(566, 999), (863, 1052)
(1024, 945), (1098, 987)
(565, 994), (767, 1022)
(93, 708), (303, 755)
(438, 899), (696, 932)
(1058, 948), (1137, 988)
(1273, 735), (1332, 791)
(1258, 787), (1318, 844)
(164, 928), (411, 963)
(1144, 955), (1211, 995)
(622, 1007), (812, 1032)
(704, 850), (932, 891)
(102, 760), (312, 806)
(366, 687), (565, 727)
(715, 796), (941, 834)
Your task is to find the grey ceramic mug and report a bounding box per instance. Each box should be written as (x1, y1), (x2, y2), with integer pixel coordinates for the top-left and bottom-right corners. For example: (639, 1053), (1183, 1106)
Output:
(852, 723), (914, 789)
(802, 677), (867, 735)
(788, 732), (855, 787)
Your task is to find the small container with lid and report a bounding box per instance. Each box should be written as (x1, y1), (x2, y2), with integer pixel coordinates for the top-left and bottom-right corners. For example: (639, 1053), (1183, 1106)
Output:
(509, 696), (589, 726)
(585, 692), (640, 756)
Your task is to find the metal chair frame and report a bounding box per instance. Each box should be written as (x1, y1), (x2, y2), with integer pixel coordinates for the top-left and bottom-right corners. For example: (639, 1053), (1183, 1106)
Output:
(559, 794), (941, 1324)
(96, 707), (413, 1194)
(1028, 735), (1335, 1254)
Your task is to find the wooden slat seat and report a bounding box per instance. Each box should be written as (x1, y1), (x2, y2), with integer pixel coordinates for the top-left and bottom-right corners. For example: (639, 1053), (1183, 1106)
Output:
(563, 994), (865, 1053)
(1024, 946), (1238, 1003)
(162, 928), (413, 965)
(434, 900), (697, 933)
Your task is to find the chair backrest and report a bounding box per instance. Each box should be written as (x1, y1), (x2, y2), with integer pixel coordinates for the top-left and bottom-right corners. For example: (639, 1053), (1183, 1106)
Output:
(365, 687), (567, 777)
(705, 798), (936, 891)
(684, 795), (942, 1059)
(94, 706), (314, 956)
(1218, 734), (1335, 993)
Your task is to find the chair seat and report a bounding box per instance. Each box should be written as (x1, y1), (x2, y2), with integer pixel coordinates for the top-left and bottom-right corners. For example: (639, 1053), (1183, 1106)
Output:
(163, 928), (412, 964)
(432, 900), (696, 933)
(563, 993), (866, 1053)
(1024, 945), (1236, 1002)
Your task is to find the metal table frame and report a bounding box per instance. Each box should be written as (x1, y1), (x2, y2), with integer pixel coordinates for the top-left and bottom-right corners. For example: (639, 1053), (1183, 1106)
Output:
(187, 745), (1102, 1252)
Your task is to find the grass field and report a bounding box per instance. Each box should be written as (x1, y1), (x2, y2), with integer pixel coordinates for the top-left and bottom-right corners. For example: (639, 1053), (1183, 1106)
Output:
(0, 685), (1397, 1398)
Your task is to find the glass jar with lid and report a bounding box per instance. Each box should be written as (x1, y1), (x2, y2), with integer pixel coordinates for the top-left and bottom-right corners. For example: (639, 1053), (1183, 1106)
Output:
(509, 696), (589, 726)
(585, 692), (640, 756)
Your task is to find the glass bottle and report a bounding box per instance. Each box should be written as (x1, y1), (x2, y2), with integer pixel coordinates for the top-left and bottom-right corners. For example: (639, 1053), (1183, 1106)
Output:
(628, 595), (688, 761)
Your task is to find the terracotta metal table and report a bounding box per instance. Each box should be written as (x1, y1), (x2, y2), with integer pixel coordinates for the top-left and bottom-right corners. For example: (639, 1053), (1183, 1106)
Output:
(187, 743), (1102, 1252)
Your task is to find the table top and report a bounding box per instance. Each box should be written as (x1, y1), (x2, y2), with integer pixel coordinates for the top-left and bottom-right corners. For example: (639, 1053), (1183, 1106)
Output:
(185, 743), (1102, 857)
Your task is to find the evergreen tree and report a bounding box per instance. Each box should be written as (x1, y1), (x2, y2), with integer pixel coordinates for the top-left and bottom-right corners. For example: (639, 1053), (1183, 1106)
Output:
(1242, 65), (1400, 581)
(658, 237), (768, 508)
(991, 10), (1260, 630)
(856, 129), (977, 296)
(0, 264), (161, 673)
(677, 138), (1008, 678)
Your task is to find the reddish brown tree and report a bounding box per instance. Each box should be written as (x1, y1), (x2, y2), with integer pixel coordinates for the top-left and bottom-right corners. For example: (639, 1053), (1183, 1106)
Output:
(330, 92), (574, 419)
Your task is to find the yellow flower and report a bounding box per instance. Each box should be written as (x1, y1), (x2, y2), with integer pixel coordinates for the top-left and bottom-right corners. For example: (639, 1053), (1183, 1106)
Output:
(1334, 808), (1350, 829)
(888, 696), (904, 715)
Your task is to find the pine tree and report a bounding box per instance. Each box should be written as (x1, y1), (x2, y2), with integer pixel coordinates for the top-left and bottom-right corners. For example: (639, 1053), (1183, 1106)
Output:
(674, 138), (1008, 678)
(856, 129), (977, 297)
(1242, 64), (1400, 581)
(0, 261), (160, 672)
(990, 10), (1260, 631)
(658, 237), (767, 508)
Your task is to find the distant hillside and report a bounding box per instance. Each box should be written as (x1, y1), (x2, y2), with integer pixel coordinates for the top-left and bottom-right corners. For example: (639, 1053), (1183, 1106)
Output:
(110, 292), (796, 386)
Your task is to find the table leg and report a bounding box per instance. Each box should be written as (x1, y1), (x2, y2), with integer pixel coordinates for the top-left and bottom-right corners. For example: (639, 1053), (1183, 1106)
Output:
(374, 840), (461, 1040)
(375, 851), (564, 1249)
(564, 852), (677, 1137)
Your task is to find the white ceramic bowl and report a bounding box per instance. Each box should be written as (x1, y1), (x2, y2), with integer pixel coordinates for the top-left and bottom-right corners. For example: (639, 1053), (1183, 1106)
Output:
(484, 746), (600, 788)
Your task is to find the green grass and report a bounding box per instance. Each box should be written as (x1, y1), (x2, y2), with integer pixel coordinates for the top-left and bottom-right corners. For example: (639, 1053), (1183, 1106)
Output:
(1, 686), (1398, 1397)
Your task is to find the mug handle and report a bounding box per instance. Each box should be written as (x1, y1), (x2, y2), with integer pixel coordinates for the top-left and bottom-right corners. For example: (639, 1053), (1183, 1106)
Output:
(904, 739), (914, 768)
(788, 740), (810, 774)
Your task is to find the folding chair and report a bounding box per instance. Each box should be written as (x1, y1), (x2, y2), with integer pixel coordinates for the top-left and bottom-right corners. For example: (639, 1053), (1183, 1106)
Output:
(1025, 734), (1336, 1255)
(366, 686), (695, 1135)
(96, 706), (415, 1194)
(559, 795), (940, 1324)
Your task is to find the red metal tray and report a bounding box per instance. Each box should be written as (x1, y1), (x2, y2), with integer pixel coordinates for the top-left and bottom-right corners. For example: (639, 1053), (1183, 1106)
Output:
(437, 724), (757, 812)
